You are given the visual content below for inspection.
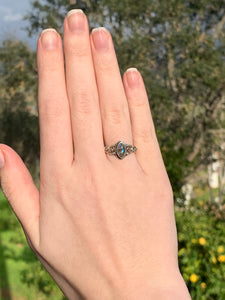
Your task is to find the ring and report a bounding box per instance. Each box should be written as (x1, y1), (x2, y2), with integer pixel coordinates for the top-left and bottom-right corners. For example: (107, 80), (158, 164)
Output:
(104, 140), (137, 159)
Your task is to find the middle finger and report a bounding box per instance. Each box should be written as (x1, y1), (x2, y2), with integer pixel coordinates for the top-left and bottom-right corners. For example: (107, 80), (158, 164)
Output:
(64, 10), (104, 162)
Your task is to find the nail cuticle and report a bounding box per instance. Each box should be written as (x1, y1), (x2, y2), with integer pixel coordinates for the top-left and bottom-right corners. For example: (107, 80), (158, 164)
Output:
(67, 9), (84, 18)
(41, 28), (57, 35)
(126, 67), (138, 73)
(92, 27), (108, 34)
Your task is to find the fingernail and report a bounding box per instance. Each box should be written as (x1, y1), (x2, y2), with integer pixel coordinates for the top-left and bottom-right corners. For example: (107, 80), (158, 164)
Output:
(41, 28), (58, 49)
(126, 68), (140, 88)
(67, 9), (85, 33)
(92, 27), (109, 52)
(0, 149), (5, 169)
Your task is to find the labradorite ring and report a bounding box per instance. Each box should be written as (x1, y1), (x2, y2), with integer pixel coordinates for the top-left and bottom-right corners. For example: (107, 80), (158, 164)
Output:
(104, 141), (137, 160)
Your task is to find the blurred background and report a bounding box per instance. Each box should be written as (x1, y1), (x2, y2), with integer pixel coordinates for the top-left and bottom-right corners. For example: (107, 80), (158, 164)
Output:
(0, 0), (225, 299)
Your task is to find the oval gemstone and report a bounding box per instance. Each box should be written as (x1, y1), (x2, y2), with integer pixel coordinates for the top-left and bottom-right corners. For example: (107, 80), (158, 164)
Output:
(116, 141), (126, 159)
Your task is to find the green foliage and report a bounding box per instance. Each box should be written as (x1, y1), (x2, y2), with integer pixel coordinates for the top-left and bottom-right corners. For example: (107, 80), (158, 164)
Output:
(176, 202), (225, 299)
(0, 40), (36, 91)
(0, 190), (65, 299)
(24, 0), (225, 196)
(21, 262), (67, 297)
(0, 40), (39, 177)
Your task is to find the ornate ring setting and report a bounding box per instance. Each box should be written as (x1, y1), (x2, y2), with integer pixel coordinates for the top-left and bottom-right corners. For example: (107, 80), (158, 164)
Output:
(104, 140), (137, 160)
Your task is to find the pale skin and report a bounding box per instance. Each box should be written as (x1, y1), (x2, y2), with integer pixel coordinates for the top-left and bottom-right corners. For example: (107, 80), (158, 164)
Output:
(0, 9), (191, 300)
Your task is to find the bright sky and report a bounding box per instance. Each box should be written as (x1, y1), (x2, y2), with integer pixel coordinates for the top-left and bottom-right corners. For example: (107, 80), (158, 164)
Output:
(0, 0), (37, 48)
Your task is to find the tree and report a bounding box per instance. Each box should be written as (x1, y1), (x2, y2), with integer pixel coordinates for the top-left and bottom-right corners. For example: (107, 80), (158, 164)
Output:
(0, 40), (39, 178)
(24, 0), (225, 197)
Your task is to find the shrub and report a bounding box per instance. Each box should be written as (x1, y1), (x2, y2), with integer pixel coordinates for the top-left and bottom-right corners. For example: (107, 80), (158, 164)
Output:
(176, 203), (225, 299)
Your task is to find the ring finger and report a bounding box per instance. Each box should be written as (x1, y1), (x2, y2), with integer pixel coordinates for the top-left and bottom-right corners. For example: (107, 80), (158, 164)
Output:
(90, 28), (134, 162)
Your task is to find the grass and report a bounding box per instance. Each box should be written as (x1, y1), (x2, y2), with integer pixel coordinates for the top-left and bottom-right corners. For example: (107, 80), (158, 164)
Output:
(0, 189), (65, 300)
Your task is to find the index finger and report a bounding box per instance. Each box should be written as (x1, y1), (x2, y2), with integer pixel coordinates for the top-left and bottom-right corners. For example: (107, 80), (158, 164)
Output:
(37, 29), (74, 174)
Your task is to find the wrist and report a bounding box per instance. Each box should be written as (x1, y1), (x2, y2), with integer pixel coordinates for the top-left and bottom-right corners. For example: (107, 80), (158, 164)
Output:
(124, 284), (191, 300)
(62, 270), (191, 300)
(114, 271), (191, 300)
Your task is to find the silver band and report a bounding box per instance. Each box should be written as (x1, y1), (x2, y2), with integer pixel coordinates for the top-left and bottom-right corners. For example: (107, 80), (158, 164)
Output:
(104, 140), (137, 159)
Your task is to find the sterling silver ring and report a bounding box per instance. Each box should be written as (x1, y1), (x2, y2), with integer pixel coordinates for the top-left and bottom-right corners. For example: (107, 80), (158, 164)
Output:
(104, 140), (137, 160)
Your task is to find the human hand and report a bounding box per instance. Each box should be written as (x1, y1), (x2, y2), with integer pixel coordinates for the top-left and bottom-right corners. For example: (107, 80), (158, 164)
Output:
(0, 9), (191, 300)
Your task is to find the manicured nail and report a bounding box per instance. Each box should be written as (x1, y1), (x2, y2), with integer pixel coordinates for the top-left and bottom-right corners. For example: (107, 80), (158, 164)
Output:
(92, 27), (109, 52)
(67, 9), (85, 33)
(41, 28), (58, 49)
(0, 149), (5, 169)
(126, 68), (140, 88)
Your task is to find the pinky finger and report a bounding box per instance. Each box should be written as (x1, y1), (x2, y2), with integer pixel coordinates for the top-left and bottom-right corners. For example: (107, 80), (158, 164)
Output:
(123, 68), (165, 174)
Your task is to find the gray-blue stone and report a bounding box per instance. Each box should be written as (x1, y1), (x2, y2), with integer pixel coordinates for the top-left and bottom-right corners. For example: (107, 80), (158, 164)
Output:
(116, 141), (126, 159)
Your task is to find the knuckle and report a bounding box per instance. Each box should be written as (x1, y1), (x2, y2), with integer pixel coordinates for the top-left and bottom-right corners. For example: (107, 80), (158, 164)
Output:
(38, 52), (62, 73)
(161, 182), (173, 199)
(41, 63), (58, 73)
(132, 97), (146, 108)
(97, 55), (115, 73)
(76, 90), (93, 115)
(151, 180), (173, 205)
(154, 173), (174, 200)
(72, 46), (90, 58)
(68, 41), (90, 58)
(40, 98), (64, 119)
(102, 105), (126, 125)
(158, 184), (174, 204)
(136, 127), (155, 144)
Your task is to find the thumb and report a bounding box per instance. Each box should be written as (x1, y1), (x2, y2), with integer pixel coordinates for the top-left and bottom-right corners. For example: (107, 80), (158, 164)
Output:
(0, 144), (40, 245)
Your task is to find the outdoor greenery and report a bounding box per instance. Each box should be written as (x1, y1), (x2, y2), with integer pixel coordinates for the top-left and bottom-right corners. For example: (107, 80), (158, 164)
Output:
(0, 39), (39, 179)
(0, 189), (65, 299)
(0, 0), (225, 299)
(176, 196), (225, 300)
(25, 0), (225, 195)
